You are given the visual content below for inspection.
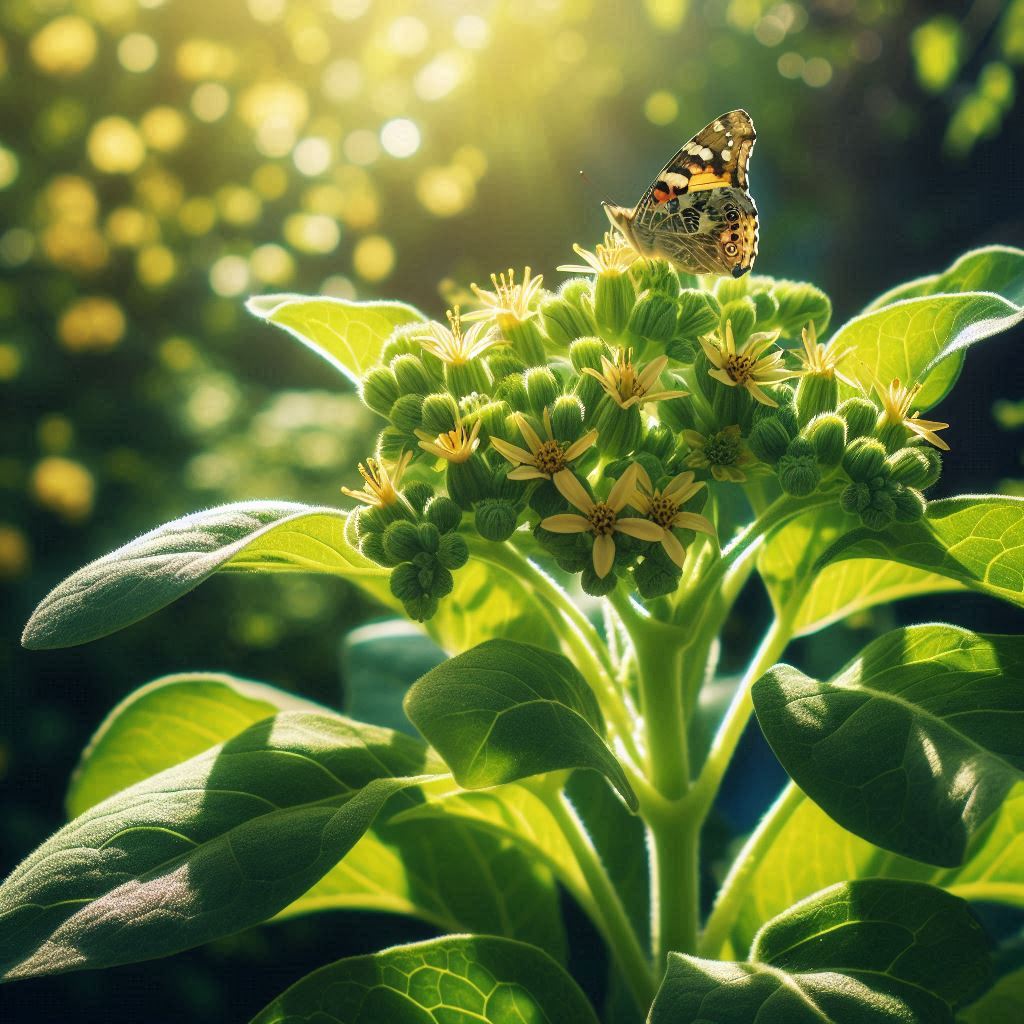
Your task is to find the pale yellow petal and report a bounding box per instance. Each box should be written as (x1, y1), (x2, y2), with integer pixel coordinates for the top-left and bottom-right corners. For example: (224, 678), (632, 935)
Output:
(660, 530), (687, 569)
(607, 463), (640, 511)
(509, 465), (548, 480)
(699, 335), (724, 368)
(744, 381), (778, 407)
(490, 436), (534, 465)
(552, 469), (594, 513)
(663, 471), (702, 503)
(516, 413), (544, 454)
(593, 534), (616, 578)
(541, 513), (591, 534)
(614, 517), (664, 541)
(564, 428), (599, 462)
(709, 368), (737, 388)
(637, 354), (669, 391)
(672, 511), (717, 536)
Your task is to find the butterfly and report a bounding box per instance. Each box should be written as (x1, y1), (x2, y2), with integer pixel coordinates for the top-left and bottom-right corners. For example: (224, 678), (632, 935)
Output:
(603, 109), (758, 278)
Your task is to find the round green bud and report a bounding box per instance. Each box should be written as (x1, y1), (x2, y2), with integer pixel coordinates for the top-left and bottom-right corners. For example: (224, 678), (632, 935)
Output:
(592, 395), (643, 456)
(383, 520), (422, 562)
(425, 495), (462, 533)
(842, 436), (888, 483)
(377, 426), (411, 463)
(503, 315), (547, 365)
(837, 397), (878, 440)
(594, 269), (636, 337)
(391, 354), (434, 395)
(784, 436), (815, 461)
(488, 351), (527, 383)
(804, 413), (847, 466)
(380, 331), (422, 364)
(416, 522), (441, 554)
(748, 417), (791, 464)
(524, 366), (560, 415)
(360, 366), (400, 417)
(581, 563), (618, 597)
(632, 257), (678, 296)
(475, 399), (514, 442)
(542, 293), (595, 347)
(795, 373), (840, 427)
(413, 552), (454, 599)
(891, 485), (926, 523)
(550, 393), (585, 441)
(860, 504), (893, 531)
(529, 479), (568, 518)
(404, 481), (434, 515)
(719, 298), (757, 346)
(916, 446), (943, 489)
(446, 453), (493, 509)
(436, 532), (469, 570)
(876, 418), (910, 453)
(869, 487), (896, 518)
(389, 393), (423, 434)
(420, 392), (460, 435)
(677, 289), (721, 340)
(840, 481), (871, 514)
(885, 447), (933, 488)
(359, 530), (394, 566)
(474, 498), (519, 541)
(658, 395), (697, 433)
(497, 371), (529, 410)
(778, 449), (820, 497)
(644, 423), (675, 460)
(403, 592), (439, 622)
(445, 359), (492, 399)
(709, 374), (746, 427)
(569, 337), (605, 373)
(390, 561), (427, 604)
(628, 290), (677, 342)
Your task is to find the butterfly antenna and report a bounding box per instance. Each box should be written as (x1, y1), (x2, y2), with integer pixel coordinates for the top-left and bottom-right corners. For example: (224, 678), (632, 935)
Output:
(578, 169), (614, 206)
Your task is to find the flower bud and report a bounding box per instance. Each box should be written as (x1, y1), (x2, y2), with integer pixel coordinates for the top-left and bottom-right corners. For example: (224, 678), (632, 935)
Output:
(837, 397), (878, 440)
(446, 453), (493, 509)
(677, 289), (721, 340)
(748, 417), (792, 464)
(594, 270), (636, 337)
(377, 427), (411, 463)
(804, 413), (847, 466)
(885, 448), (933, 488)
(391, 354), (434, 395)
(860, 505), (892, 531)
(360, 367), (400, 417)
(778, 437), (820, 496)
(719, 298), (756, 346)
(592, 395), (643, 456)
(644, 423), (675, 460)
(475, 399), (514, 442)
(416, 522), (441, 554)
(359, 530), (394, 566)
(628, 291), (677, 343)
(488, 351), (526, 384)
(842, 437), (888, 482)
(550, 393), (585, 441)
(474, 497), (519, 541)
(876, 417), (909, 454)
(751, 289), (780, 323)
(632, 257), (678, 296)
(501, 315), (547, 365)
(436, 532), (469, 569)
(381, 330), (422, 364)
(383, 520), (422, 562)
(390, 561), (427, 603)
(389, 393), (423, 434)
(542, 290), (595, 347)
(496, 371), (529, 411)
(891, 484), (926, 522)
(425, 495), (462, 533)
(795, 373), (840, 427)
(569, 337), (604, 372)
(840, 481), (871, 514)
(770, 280), (832, 338)
(714, 275), (750, 305)
(445, 359), (492, 399)
(581, 564), (618, 597)
(421, 392), (460, 435)
(404, 481), (434, 515)
(710, 374), (746, 426)
(916, 446), (943, 489)
(529, 479), (568, 518)
(524, 366), (560, 415)
(658, 396), (697, 433)
(411, 551), (454, 597)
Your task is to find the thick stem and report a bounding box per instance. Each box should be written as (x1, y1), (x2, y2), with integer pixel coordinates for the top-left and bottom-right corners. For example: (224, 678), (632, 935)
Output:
(648, 809), (699, 966)
(537, 784), (658, 1009)
(698, 781), (805, 957)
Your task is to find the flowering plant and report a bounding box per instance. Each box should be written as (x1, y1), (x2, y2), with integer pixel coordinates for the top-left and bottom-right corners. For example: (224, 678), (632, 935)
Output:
(6, 239), (1024, 1023)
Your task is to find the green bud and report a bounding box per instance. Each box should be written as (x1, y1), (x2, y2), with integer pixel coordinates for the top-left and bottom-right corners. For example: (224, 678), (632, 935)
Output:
(383, 520), (422, 562)
(416, 522), (441, 554)
(360, 367), (400, 417)
(714, 275), (750, 306)
(359, 530), (394, 567)
(804, 413), (847, 466)
(420, 392), (460, 435)
(719, 298), (757, 346)
(403, 592), (439, 622)
(842, 437), (888, 483)
(631, 257), (678, 296)
(751, 289), (779, 323)
(436, 532), (469, 569)
(389, 393), (423, 434)
(501, 315), (547, 365)
(891, 485), (926, 522)
(837, 397), (878, 440)
(677, 289), (721, 340)
(391, 354), (434, 395)
(529, 478), (569, 518)
(644, 423), (675, 460)
(778, 437), (820, 496)
(916, 446), (943, 489)
(770, 280), (831, 338)
(425, 495), (462, 533)
(665, 337), (698, 363)
(380, 330), (423, 364)
(594, 270), (636, 337)
(542, 291), (595, 347)
(840, 481), (872, 514)
(748, 417), (792, 464)
(876, 417), (909, 453)
(409, 551), (453, 597)
(550, 393), (585, 440)
(581, 563), (618, 596)
(592, 395), (643, 456)
(496, 371), (529, 410)
(885, 448), (933, 488)
(377, 427), (411, 463)
(658, 396), (697, 433)
(445, 359), (492, 398)
(795, 373), (840, 426)
(403, 481), (434, 515)
(569, 337), (604, 372)
(475, 399), (514, 442)
(709, 374), (746, 427)
(390, 561), (427, 604)
(488, 351), (526, 386)
(446, 453), (493, 508)
(524, 366), (560, 415)
(627, 290), (677, 342)
(860, 505), (893, 531)
(474, 498), (519, 541)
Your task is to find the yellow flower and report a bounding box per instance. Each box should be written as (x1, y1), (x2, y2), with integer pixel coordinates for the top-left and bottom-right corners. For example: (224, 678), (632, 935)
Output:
(583, 348), (688, 409)
(341, 451), (412, 508)
(464, 266), (545, 322)
(415, 306), (504, 366)
(541, 464), (663, 578)
(684, 425), (755, 482)
(700, 319), (795, 407)
(490, 408), (599, 481)
(415, 414), (482, 463)
(631, 467), (717, 569)
(557, 231), (639, 276)
(874, 376), (950, 451)
(797, 321), (857, 387)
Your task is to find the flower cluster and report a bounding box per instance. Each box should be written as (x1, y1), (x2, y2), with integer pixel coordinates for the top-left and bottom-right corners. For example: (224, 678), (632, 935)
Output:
(341, 236), (950, 619)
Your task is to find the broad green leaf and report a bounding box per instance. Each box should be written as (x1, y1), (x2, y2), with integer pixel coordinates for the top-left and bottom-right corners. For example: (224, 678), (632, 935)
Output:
(759, 506), (961, 636)
(0, 712), (441, 980)
(22, 502), (392, 650)
(250, 935), (600, 1024)
(817, 496), (1024, 611)
(828, 291), (1024, 410)
(959, 966), (1024, 1023)
(246, 294), (426, 385)
(867, 246), (1024, 310)
(655, 881), (990, 1023)
(753, 625), (1024, 866)
(731, 781), (1024, 955)
(64, 673), (564, 957)
(404, 639), (637, 811)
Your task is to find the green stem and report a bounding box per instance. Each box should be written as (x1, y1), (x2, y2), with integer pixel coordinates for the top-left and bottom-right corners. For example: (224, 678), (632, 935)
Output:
(698, 781), (805, 957)
(536, 784), (658, 1010)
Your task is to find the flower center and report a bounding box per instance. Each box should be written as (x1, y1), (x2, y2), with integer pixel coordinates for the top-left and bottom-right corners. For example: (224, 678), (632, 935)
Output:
(724, 353), (756, 385)
(647, 494), (679, 528)
(704, 430), (742, 466)
(587, 502), (618, 536)
(535, 439), (566, 475)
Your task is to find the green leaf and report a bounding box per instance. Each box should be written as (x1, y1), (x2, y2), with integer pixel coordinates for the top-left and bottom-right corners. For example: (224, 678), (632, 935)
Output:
(64, 672), (564, 957)
(959, 966), (1024, 1023)
(654, 881), (989, 1024)
(867, 246), (1024, 310)
(752, 625), (1024, 866)
(22, 502), (392, 650)
(246, 294), (426, 385)
(731, 782), (1024, 956)
(759, 506), (961, 637)
(404, 639), (637, 810)
(250, 934), (600, 1024)
(817, 496), (1024, 611)
(829, 291), (1024, 410)
(0, 711), (440, 980)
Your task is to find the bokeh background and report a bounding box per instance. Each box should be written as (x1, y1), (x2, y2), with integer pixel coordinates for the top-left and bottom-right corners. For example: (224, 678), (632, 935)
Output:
(2, 0), (1024, 1019)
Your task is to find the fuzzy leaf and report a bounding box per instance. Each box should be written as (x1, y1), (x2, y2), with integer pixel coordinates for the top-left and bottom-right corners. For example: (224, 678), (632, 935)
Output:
(753, 625), (1024, 866)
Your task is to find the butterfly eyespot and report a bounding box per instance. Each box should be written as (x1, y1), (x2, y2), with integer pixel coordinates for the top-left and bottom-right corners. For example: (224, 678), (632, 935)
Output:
(726, 209), (739, 222)
(724, 242), (739, 257)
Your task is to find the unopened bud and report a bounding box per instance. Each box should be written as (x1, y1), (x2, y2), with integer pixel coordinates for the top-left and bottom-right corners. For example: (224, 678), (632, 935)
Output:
(474, 498), (520, 541)
(390, 394), (423, 434)
(592, 395), (643, 456)
(842, 437), (888, 483)
(524, 367), (560, 415)
(446, 453), (493, 509)
(891, 485), (926, 523)
(804, 413), (847, 466)
(391, 354), (434, 395)
(425, 495), (462, 533)
(594, 270), (636, 337)
(748, 418), (792, 464)
(360, 367), (400, 417)
(421, 393), (460, 436)
(627, 290), (677, 343)
(837, 397), (877, 440)
(436, 532), (469, 569)
(795, 373), (840, 426)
